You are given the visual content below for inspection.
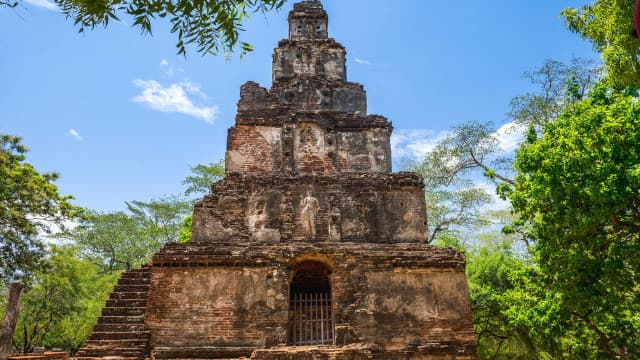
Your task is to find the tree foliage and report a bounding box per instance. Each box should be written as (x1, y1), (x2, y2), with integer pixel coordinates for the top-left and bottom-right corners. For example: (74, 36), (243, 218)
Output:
(182, 160), (224, 198)
(125, 196), (191, 244)
(61, 196), (190, 271)
(0, 135), (80, 283)
(179, 160), (225, 242)
(0, 134), (81, 359)
(467, 235), (545, 359)
(420, 121), (514, 188)
(562, 0), (640, 88)
(509, 58), (600, 133)
(49, 0), (286, 57)
(511, 85), (640, 358)
(6, 245), (119, 354)
(406, 121), (509, 243)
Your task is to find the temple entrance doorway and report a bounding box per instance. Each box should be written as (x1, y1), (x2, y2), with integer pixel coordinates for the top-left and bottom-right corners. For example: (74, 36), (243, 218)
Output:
(288, 260), (334, 345)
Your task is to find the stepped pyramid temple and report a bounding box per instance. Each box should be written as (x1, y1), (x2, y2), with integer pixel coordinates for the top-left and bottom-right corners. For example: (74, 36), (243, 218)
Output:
(77, 1), (477, 359)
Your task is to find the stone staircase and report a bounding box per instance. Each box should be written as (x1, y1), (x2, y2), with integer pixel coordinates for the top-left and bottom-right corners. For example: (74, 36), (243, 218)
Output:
(75, 266), (151, 360)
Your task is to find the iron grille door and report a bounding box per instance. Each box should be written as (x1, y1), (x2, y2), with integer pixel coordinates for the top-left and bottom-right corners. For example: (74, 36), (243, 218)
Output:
(289, 291), (334, 345)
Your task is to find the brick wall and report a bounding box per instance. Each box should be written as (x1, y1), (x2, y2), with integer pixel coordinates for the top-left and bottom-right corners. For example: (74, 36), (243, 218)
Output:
(146, 242), (476, 358)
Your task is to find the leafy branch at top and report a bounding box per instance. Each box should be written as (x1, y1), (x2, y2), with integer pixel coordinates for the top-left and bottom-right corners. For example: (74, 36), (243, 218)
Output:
(51, 0), (286, 57)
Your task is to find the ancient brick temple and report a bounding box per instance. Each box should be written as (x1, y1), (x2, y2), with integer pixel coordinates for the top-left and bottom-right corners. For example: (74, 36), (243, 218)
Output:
(77, 1), (477, 359)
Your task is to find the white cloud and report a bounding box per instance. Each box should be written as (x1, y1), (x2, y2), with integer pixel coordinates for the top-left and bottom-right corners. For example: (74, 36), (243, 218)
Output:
(494, 121), (524, 153)
(391, 128), (450, 159)
(159, 59), (183, 77)
(68, 128), (84, 141)
(354, 58), (373, 66)
(25, 0), (57, 10)
(132, 79), (219, 123)
(353, 58), (391, 67)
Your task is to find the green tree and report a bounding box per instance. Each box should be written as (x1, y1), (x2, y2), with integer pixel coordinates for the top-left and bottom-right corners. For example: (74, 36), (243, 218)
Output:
(511, 85), (640, 358)
(0, 135), (79, 360)
(0, 135), (79, 282)
(2, 0), (286, 57)
(509, 58), (600, 133)
(410, 59), (606, 358)
(417, 59), (599, 194)
(182, 160), (225, 198)
(12, 245), (118, 354)
(562, 0), (640, 88)
(178, 215), (192, 243)
(62, 196), (189, 271)
(179, 160), (226, 242)
(64, 211), (153, 271)
(125, 195), (191, 244)
(421, 121), (514, 187)
(405, 122), (506, 243)
(467, 234), (543, 359)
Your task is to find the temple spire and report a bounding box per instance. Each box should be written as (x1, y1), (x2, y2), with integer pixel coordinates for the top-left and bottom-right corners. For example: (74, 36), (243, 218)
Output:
(288, 0), (328, 40)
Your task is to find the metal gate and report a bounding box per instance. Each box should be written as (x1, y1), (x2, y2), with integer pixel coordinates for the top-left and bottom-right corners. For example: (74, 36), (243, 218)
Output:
(289, 291), (334, 345)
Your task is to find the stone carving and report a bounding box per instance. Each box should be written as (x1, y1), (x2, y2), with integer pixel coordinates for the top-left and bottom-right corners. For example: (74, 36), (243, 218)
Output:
(340, 198), (365, 239)
(247, 193), (281, 243)
(300, 192), (319, 239)
(328, 201), (341, 242)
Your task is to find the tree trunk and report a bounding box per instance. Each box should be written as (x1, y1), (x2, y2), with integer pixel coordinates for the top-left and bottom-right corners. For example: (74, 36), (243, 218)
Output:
(0, 282), (24, 360)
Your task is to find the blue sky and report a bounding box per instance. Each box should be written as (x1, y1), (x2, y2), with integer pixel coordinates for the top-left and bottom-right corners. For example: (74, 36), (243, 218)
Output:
(0, 0), (597, 212)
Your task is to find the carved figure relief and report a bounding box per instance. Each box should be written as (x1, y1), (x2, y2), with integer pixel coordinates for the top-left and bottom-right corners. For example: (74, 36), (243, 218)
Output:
(340, 197), (365, 239)
(247, 193), (282, 243)
(300, 192), (320, 239)
(328, 205), (341, 242)
(299, 126), (319, 154)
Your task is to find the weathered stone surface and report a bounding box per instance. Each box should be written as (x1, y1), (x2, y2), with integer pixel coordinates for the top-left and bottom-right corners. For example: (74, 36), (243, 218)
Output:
(227, 113), (390, 175)
(145, 242), (474, 358)
(288, 1), (329, 41)
(78, 1), (477, 359)
(191, 173), (427, 243)
(273, 40), (346, 83)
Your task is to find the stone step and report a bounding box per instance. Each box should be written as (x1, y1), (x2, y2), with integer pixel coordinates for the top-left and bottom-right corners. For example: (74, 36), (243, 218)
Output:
(91, 323), (148, 332)
(120, 274), (150, 280)
(97, 315), (145, 324)
(108, 292), (148, 300)
(112, 284), (150, 293)
(101, 307), (146, 317)
(106, 299), (147, 308)
(77, 266), (151, 359)
(89, 330), (150, 341)
(152, 347), (255, 359)
(74, 357), (140, 360)
(121, 267), (150, 272)
(119, 273), (151, 280)
(117, 277), (151, 286)
(76, 347), (146, 357)
(83, 339), (149, 348)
